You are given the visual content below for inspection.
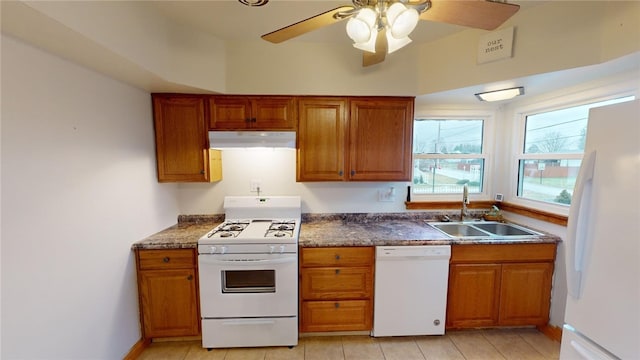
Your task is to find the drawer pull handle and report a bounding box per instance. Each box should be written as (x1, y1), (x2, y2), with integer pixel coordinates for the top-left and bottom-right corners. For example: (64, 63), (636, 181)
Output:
(335, 302), (340, 308)
(335, 255), (341, 260)
(335, 269), (340, 275)
(163, 257), (170, 263)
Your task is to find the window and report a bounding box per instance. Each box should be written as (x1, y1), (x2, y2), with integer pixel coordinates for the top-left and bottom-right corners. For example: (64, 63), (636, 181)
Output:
(516, 96), (634, 206)
(412, 118), (487, 198)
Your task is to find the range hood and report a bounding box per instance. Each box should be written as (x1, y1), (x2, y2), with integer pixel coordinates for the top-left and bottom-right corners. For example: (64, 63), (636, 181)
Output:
(208, 131), (296, 149)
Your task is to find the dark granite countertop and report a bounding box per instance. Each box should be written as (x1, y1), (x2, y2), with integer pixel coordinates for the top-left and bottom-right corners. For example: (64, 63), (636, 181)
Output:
(131, 213), (560, 250)
(299, 213), (560, 247)
(131, 215), (223, 250)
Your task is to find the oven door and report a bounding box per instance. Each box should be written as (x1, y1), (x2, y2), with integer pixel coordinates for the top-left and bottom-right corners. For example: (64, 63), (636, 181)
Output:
(198, 253), (298, 318)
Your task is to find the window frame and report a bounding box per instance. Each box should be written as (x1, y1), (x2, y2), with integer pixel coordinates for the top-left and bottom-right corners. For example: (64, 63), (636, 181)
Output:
(411, 110), (495, 202)
(509, 89), (637, 216)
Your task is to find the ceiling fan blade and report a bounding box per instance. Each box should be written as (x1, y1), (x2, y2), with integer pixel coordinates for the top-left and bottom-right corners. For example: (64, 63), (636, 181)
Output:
(420, 0), (520, 31)
(362, 28), (388, 67)
(262, 6), (355, 44)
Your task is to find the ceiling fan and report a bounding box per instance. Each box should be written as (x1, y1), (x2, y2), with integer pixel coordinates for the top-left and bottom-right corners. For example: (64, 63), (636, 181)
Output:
(261, 0), (520, 67)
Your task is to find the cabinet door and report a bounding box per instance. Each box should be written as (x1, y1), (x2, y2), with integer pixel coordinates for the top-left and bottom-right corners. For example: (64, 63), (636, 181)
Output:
(209, 96), (296, 130)
(301, 267), (373, 300)
(301, 300), (372, 332)
(297, 98), (348, 181)
(447, 263), (501, 328)
(349, 98), (413, 181)
(251, 96), (296, 130)
(499, 262), (553, 326)
(139, 269), (199, 338)
(208, 96), (252, 129)
(153, 96), (209, 182)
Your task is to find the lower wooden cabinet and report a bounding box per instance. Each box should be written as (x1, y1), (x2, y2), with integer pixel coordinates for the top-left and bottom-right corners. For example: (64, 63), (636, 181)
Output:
(446, 244), (556, 329)
(299, 247), (374, 332)
(135, 249), (200, 339)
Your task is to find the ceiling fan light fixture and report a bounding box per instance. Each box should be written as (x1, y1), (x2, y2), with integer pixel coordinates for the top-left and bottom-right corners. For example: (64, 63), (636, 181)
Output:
(475, 86), (525, 102)
(353, 27), (378, 53)
(346, 8), (377, 43)
(386, 3), (419, 38)
(386, 33), (412, 53)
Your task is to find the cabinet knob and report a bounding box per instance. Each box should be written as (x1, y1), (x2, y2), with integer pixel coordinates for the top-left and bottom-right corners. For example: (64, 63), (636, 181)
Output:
(350, 170), (355, 176)
(433, 319), (441, 326)
(335, 269), (341, 275)
(338, 170), (343, 176)
(200, 170), (205, 175)
(335, 254), (341, 260)
(251, 118), (257, 123)
(187, 275), (193, 281)
(334, 302), (340, 308)
(163, 257), (170, 263)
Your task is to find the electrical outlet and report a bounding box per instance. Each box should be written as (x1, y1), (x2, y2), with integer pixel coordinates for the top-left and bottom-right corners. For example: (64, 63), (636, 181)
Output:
(250, 179), (261, 192)
(378, 187), (396, 202)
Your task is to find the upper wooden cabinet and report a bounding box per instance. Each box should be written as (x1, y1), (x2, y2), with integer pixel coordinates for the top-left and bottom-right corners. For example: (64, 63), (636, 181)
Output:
(349, 98), (414, 181)
(209, 96), (296, 130)
(297, 96), (414, 182)
(152, 94), (222, 183)
(297, 98), (348, 181)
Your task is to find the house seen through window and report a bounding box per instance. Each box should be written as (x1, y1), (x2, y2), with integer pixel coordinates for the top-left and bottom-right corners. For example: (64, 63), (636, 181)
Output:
(412, 119), (485, 196)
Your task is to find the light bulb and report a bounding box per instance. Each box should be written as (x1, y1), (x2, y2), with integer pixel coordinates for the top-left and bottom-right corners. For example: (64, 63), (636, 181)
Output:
(386, 32), (412, 53)
(386, 3), (419, 39)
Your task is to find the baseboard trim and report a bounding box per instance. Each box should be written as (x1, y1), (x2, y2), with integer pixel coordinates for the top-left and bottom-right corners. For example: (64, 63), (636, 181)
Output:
(123, 338), (150, 360)
(537, 324), (563, 342)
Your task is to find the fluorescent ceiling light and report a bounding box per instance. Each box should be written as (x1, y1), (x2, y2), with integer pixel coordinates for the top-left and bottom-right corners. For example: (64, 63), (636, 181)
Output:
(475, 87), (525, 102)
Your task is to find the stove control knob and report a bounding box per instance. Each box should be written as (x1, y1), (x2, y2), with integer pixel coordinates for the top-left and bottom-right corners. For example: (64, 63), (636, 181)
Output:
(269, 245), (275, 254)
(209, 246), (217, 254)
(279, 245), (286, 254)
(220, 246), (228, 255)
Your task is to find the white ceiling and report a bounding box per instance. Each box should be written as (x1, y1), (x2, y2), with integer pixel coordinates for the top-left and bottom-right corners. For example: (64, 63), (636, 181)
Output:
(3, 1), (636, 104)
(146, 0), (542, 46)
(140, 0), (640, 105)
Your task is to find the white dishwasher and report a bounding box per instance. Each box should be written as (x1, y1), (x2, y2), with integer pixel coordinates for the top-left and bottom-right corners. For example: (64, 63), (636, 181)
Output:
(372, 245), (451, 337)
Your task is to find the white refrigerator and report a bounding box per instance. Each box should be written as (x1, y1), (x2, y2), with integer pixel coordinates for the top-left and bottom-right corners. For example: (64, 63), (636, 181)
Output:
(560, 99), (640, 359)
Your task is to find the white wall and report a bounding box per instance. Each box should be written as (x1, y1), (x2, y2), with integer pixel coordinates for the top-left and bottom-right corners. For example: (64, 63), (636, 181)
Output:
(176, 149), (411, 214)
(0, 35), (179, 359)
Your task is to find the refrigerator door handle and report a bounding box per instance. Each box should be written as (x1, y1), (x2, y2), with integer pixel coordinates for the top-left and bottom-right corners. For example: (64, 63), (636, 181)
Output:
(570, 340), (606, 360)
(566, 150), (597, 299)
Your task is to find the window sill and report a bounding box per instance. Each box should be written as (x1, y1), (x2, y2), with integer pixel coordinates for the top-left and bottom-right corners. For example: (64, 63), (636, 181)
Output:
(498, 202), (568, 226)
(405, 201), (568, 226)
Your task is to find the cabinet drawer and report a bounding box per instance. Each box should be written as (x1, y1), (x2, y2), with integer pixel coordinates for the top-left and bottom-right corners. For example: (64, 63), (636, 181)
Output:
(301, 300), (372, 332)
(450, 243), (557, 263)
(300, 247), (374, 267)
(301, 267), (373, 300)
(137, 249), (196, 270)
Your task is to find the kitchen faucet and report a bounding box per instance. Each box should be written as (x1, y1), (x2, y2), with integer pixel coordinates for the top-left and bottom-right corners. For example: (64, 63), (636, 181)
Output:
(460, 184), (470, 221)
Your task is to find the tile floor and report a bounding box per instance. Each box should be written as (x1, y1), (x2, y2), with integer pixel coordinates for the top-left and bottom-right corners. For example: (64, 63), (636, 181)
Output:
(137, 328), (560, 360)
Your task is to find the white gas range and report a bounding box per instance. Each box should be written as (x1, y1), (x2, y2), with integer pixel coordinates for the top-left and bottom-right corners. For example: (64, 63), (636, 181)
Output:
(197, 196), (301, 349)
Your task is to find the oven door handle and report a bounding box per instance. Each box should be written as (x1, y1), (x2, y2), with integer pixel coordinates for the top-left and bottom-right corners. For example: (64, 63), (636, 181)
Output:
(199, 256), (297, 266)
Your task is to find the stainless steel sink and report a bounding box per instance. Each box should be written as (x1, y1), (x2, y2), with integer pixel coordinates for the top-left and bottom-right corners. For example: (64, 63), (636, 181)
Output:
(473, 222), (541, 237)
(427, 221), (542, 239)
(430, 223), (487, 238)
